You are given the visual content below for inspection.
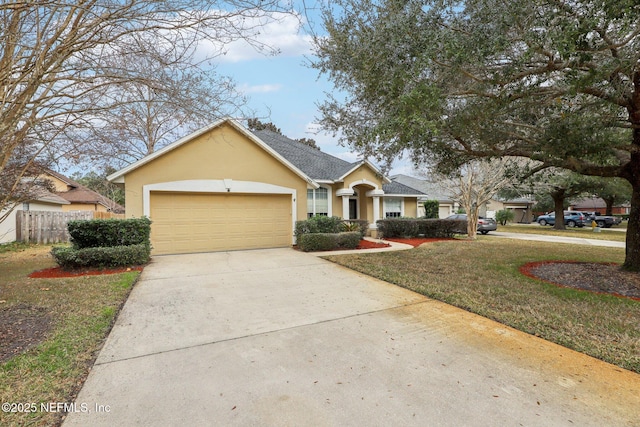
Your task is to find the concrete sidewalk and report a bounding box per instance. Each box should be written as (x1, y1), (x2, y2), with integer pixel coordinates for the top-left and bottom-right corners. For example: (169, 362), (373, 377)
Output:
(63, 249), (640, 426)
(489, 231), (626, 248)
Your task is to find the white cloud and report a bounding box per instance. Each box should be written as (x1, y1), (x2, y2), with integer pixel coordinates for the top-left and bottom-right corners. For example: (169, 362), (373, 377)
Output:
(238, 83), (283, 94)
(199, 12), (313, 63)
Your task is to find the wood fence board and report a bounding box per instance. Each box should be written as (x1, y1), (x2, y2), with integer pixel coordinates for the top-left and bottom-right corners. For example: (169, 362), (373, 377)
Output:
(15, 211), (122, 244)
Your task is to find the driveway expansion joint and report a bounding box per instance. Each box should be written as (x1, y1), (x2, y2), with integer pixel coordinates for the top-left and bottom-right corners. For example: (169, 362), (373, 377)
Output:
(95, 299), (430, 367)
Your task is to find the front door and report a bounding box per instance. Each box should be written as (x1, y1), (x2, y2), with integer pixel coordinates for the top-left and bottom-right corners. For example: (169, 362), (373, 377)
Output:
(349, 198), (358, 219)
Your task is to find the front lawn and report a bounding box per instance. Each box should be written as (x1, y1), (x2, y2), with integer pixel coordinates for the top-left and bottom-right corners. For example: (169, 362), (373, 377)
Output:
(323, 238), (640, 373)
(0, 245), (140, 427)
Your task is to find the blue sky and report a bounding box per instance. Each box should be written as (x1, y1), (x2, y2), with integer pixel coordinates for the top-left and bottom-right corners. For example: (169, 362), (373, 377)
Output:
(210, 8), (416, 176)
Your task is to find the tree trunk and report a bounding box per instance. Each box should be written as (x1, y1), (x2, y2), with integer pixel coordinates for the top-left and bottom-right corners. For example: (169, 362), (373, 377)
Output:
(603, 196), (614, 216)
(467, 206), (479, 239)
(551, 189), (566, 230)
(623, 86), (640, 270)
(624, 180), (640, 270)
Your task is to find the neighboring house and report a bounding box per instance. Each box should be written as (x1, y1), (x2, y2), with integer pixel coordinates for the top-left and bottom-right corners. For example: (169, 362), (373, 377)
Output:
(389, 174), (457, 218)
(0, 190), (69, 244)
(569, 197), (630, 215)
(107, 118), (427, 255)
(486, 197), (536, 223)
(43, 169), (124, 213)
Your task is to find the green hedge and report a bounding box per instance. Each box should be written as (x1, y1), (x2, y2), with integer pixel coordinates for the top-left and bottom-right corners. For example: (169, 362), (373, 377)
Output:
(295, 216), (344, 237)
(68, 217), (151, 249)
(52, 243), (151, 269)
(297, 232), (360, 252)
(377, 218), (466, 238)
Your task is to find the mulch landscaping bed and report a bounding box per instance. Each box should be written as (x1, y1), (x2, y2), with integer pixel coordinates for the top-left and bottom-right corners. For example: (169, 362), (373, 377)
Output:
(521, 261), (640, 301)
(28, 265), (144, 279)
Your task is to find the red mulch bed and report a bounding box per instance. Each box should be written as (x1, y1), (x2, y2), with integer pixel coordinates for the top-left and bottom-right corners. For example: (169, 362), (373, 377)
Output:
(385, 237), (455, 247)
(520, 261), (640, 301)
(29, 265), (144, 279)
(357, 240), (391, 249)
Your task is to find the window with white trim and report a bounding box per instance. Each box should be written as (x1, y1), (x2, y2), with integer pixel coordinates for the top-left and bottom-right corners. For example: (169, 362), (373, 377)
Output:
(384, 198), (402, 218)
(307, 187), (329, 217)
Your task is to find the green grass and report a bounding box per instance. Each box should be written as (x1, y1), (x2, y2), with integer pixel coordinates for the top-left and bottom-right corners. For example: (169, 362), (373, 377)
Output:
(0, 246), (140, 427)
(501, 223), (627, 242)
(323, 238), (639, 373)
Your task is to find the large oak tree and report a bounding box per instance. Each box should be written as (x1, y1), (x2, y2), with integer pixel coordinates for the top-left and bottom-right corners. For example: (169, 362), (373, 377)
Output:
(313, 0), (640, 269)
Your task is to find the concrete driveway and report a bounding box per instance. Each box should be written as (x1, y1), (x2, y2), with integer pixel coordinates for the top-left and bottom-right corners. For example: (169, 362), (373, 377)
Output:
(64, 248), (640, 426)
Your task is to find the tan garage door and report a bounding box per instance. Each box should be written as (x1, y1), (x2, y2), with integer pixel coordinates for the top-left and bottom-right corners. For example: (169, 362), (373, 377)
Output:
(150, 192), (292, 255)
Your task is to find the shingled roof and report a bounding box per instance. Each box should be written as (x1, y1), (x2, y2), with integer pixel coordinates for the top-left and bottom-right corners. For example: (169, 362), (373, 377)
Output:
(45, 169), (125, 213)
(253, 130), (355, 181)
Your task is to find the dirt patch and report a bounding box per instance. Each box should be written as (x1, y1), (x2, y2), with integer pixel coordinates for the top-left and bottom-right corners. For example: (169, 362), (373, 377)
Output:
(0, 304), (52, 363)
(521, 261), (640, 301)
(385, 237), (455, 247)
(29, 265), (144, 279)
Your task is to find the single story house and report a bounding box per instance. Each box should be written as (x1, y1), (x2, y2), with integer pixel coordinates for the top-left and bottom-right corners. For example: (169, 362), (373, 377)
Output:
(486, 197), (535, 223)
(108, 118), (426, 255)
(43, 169), (124, 213)
(569, 197), (630, 215)
(0, 190), (69, 244)
(389, 174), (457, 218)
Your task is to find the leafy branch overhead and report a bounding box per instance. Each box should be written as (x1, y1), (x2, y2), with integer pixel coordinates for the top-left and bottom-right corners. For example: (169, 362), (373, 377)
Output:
(313, 0), (640, 269)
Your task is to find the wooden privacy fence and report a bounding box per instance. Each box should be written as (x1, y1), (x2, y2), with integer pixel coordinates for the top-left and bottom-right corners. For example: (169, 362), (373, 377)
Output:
(16, 210), (125, 244)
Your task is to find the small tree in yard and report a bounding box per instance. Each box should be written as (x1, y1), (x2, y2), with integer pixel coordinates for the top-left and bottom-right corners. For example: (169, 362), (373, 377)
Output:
(495, 210), (515, 226)
(423, 200), (439, 218)
(436, 159), (511, 239)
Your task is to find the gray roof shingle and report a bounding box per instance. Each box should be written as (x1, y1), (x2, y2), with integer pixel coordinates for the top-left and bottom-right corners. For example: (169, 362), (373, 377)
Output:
(253, 130), (355, 181)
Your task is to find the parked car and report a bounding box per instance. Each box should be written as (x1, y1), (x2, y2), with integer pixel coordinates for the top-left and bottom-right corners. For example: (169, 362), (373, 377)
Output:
(576, 211), (622, 228)
(536, 211), (588, 227)
(446, 214), (498, 234)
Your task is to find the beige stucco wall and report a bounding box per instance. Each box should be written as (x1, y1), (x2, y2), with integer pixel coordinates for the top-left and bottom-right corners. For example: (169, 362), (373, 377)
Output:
(404, 198), (418, 217)
(339, 165), (383, 190)
(61, 203), (108, 213)
(123, 123), (308, 221)
(42, 174), (70, 192)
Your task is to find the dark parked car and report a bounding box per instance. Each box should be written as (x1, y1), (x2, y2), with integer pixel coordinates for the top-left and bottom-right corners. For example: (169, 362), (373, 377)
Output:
(576, 211), (622, 228)
(446, 214), (498, 234)
(536, 211), (588, 227)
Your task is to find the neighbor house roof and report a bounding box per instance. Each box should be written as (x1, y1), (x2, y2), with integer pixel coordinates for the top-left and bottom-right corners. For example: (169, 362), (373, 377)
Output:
(390, 174), (452, 201)
(45, 169), (125, 213)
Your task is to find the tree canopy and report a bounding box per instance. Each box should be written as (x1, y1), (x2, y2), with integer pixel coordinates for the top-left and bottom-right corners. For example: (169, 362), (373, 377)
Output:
(313, 0), (640, 268)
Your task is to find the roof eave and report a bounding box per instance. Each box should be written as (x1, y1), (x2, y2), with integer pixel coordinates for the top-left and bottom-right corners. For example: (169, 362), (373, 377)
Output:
(107, 117), (320, 189)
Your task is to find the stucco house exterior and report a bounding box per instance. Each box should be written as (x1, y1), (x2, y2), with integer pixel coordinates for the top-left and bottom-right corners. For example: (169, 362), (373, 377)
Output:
(107, 118), (426, 255)
(43, 170), (124, 213)
(389, 174), (457, 218)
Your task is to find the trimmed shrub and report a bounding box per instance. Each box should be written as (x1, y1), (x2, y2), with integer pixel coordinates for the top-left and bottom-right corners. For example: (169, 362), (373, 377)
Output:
(295, 215), (343, 237)
(495, 209), (515, 225)
(68, 217), (151, 249)
(377, 218), (466, 238)
(340, 219), (369, 239)
(336, 231), (361, 249)
(297, 231), (360, 252)
(52, 243), (151, 269)
(423, 200), (439, 219)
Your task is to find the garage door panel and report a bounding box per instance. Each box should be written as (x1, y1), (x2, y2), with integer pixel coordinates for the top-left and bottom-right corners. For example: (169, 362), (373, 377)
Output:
(150, 192), (292, 255)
